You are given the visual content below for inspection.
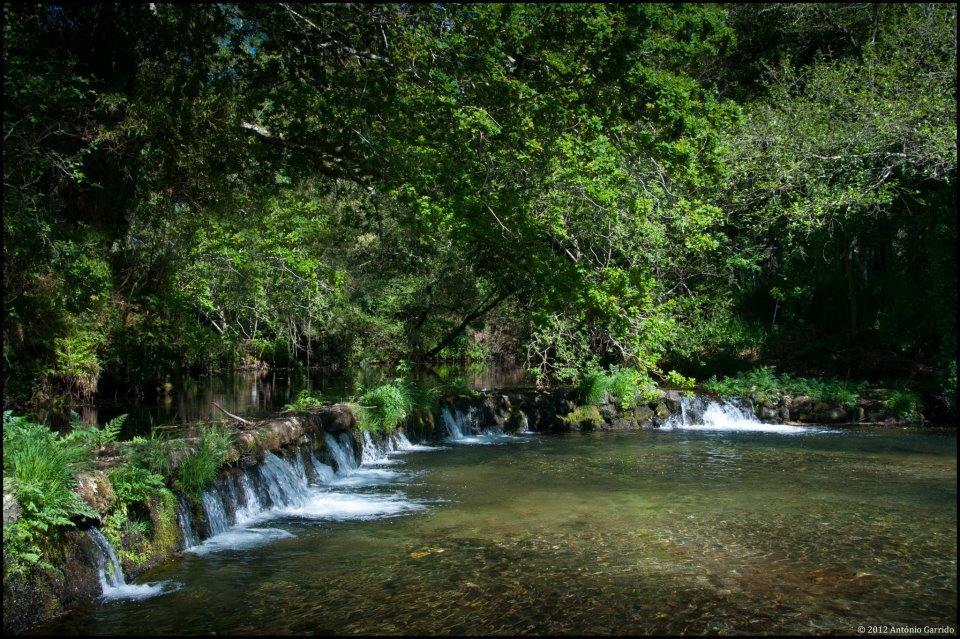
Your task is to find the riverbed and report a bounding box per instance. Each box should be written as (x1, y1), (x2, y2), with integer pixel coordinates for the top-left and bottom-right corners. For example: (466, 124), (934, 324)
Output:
(34, 420), (956, 635)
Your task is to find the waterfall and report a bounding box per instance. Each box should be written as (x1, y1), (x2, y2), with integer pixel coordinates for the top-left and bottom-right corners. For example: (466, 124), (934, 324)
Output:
(183, 428), (425, 555)
(258, 451), (310, 507)
(87, 528), (179, 600)
(664, 397), (822, 434)
(324, 432), (359, 474)
(309, 452), (337, 483)
(441, 407), (471, 439)
(361, 431), (385, 464)
(201, 489), (231, 536)
(440, 405), (524, 444)
(175, 497), (198, 549)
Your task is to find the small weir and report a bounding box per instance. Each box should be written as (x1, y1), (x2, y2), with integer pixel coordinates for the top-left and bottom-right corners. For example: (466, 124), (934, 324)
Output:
(664, 396), (827, 433)
(86, 397), (825, 603)
(175, 430), (430, 560)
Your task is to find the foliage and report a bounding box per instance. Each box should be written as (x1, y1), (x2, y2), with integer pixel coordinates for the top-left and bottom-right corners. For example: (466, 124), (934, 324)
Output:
(355, 382), (414, 434)
(703, 366), (865, 407)
(2, 412), (97, 571)
(2, 3), (955, 421)
(283, 390), (325, 412)
(883, 390), (923, 422)
(580, 367), (657, 410)
(62, 414), (126, 451)
(175, 426), (234, 499)
(664, 370), (696, 391)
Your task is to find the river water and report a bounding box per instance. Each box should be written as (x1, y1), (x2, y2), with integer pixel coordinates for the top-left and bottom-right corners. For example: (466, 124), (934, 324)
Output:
(35, 421), (956, 635)
(56, 364), (527, 439)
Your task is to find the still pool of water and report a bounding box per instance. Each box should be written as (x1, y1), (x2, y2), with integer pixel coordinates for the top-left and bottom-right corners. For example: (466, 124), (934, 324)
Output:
(37, 427), (956, 635)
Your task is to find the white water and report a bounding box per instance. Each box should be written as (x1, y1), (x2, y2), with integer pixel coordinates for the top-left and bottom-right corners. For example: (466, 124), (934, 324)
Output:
(87, 528), (180, 600)
(441, 406), (527, 444)
(184, 431), (430, 555)
(664, 397), (827, 434)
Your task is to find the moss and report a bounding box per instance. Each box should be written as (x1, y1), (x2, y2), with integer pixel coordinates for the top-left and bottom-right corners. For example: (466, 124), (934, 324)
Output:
(563, 405), (604, 430)
(149, 490), (183, 560)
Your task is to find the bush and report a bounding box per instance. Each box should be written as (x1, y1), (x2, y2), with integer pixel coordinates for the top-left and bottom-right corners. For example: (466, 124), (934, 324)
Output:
(62, 413), (126, 451)
(580, 367), (657, 409)
(2, 412), (98, 571)
(283, 389), (325, 412)
(104, 463), (169, 563)
(703, 366), (865, 407)
(883, 390), (923, 421)
(355, 382), (413, 433)
(176, 426), (233, 499)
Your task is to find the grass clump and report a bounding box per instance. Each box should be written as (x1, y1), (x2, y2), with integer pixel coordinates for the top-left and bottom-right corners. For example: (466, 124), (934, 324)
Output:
(883, 389), (923, 421)
(355, 382), (413, 434)
(283, 389), (325, 412)
(580, 367), (656, 409)
(2, 411), (98, 571)
(703, 366), (865, 407)
(175, 425), (234, 499)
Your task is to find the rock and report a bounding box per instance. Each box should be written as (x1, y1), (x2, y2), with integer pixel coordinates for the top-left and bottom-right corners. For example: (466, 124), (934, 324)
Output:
(503, 408), (528, 433)
(317, 405), (355, 433)
(653, 402), (670, 419)
(3, 487), (19, 526)
(74, 470), (116, 519)
(633, 404), (655, 426)
(661, 390), (683, 413)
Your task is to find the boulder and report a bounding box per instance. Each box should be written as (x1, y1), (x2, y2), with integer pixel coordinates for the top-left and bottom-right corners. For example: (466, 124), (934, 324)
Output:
(3, 487), (19, 526)
(74, 470), (116, 520)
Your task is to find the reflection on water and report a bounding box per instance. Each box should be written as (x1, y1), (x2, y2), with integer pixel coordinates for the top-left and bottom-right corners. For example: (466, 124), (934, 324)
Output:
(36, 427), (956, 635)
(51, 364), (528, 438)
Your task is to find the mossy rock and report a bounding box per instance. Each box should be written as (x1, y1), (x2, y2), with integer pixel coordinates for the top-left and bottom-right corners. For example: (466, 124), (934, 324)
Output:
(562, 405), (604, 431)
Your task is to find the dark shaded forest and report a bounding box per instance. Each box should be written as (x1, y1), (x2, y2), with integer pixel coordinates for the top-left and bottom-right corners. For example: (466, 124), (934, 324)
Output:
(4, 3), (956, 414)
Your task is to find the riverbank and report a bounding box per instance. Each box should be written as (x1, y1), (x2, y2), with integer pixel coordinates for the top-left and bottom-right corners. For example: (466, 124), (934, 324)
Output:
(0, 385), (936, 634)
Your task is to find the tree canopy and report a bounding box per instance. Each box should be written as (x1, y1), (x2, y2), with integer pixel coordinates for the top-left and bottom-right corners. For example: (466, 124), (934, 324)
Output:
(3, 3), (956, 411)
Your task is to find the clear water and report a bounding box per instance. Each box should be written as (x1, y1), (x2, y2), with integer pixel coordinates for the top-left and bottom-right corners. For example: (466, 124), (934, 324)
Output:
(36, 427), (956, 635)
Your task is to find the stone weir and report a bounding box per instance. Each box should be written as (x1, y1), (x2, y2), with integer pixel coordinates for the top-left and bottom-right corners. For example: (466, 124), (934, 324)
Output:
(3, 404), (386, 634)
(2, 387), (911, 633)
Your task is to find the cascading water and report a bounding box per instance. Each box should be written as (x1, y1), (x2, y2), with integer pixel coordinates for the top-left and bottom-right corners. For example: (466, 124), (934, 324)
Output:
(441, 406), (525, 444)
(324, 432), (359, 473)
(175, 497), (198, 549)
(441, 406), (473, 440)
(180, 430), (428, 556)
(664, 396), (823, 434)
(87, 528), (180, 600)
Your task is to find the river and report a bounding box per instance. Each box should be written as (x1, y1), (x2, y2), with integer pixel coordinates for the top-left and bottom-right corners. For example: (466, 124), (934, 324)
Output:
(34, 414), (957, 635)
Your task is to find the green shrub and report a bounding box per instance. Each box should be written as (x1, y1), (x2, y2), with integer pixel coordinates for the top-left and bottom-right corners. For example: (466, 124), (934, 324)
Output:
(2, 412), (97, 571)
(580, 367), (656, 409)
(176, 426), (233, 499)
(104, 463), (169, 563)
(283, 389), (325, 412)
(355, 382), (413, 433)
(883, 390), (923, 421)
(119, 427), (181, 476)
(703, 366), (864, 407)
(62, 413), (126, 451)
(664, 370), (696, 391)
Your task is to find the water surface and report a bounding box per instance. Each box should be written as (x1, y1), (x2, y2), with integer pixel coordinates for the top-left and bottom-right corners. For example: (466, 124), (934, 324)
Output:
(38, 427), (957, 635)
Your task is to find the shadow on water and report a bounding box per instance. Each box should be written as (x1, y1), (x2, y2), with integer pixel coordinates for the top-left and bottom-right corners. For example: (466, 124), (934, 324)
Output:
(42, 363), (529, 439)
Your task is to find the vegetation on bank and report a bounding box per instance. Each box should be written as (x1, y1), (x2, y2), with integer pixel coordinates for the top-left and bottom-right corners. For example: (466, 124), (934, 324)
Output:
(702, 366), (925, 420)
(1, 410), (244, 572)
(703, 367), (865, 407)
(2, 4), (955, 419)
